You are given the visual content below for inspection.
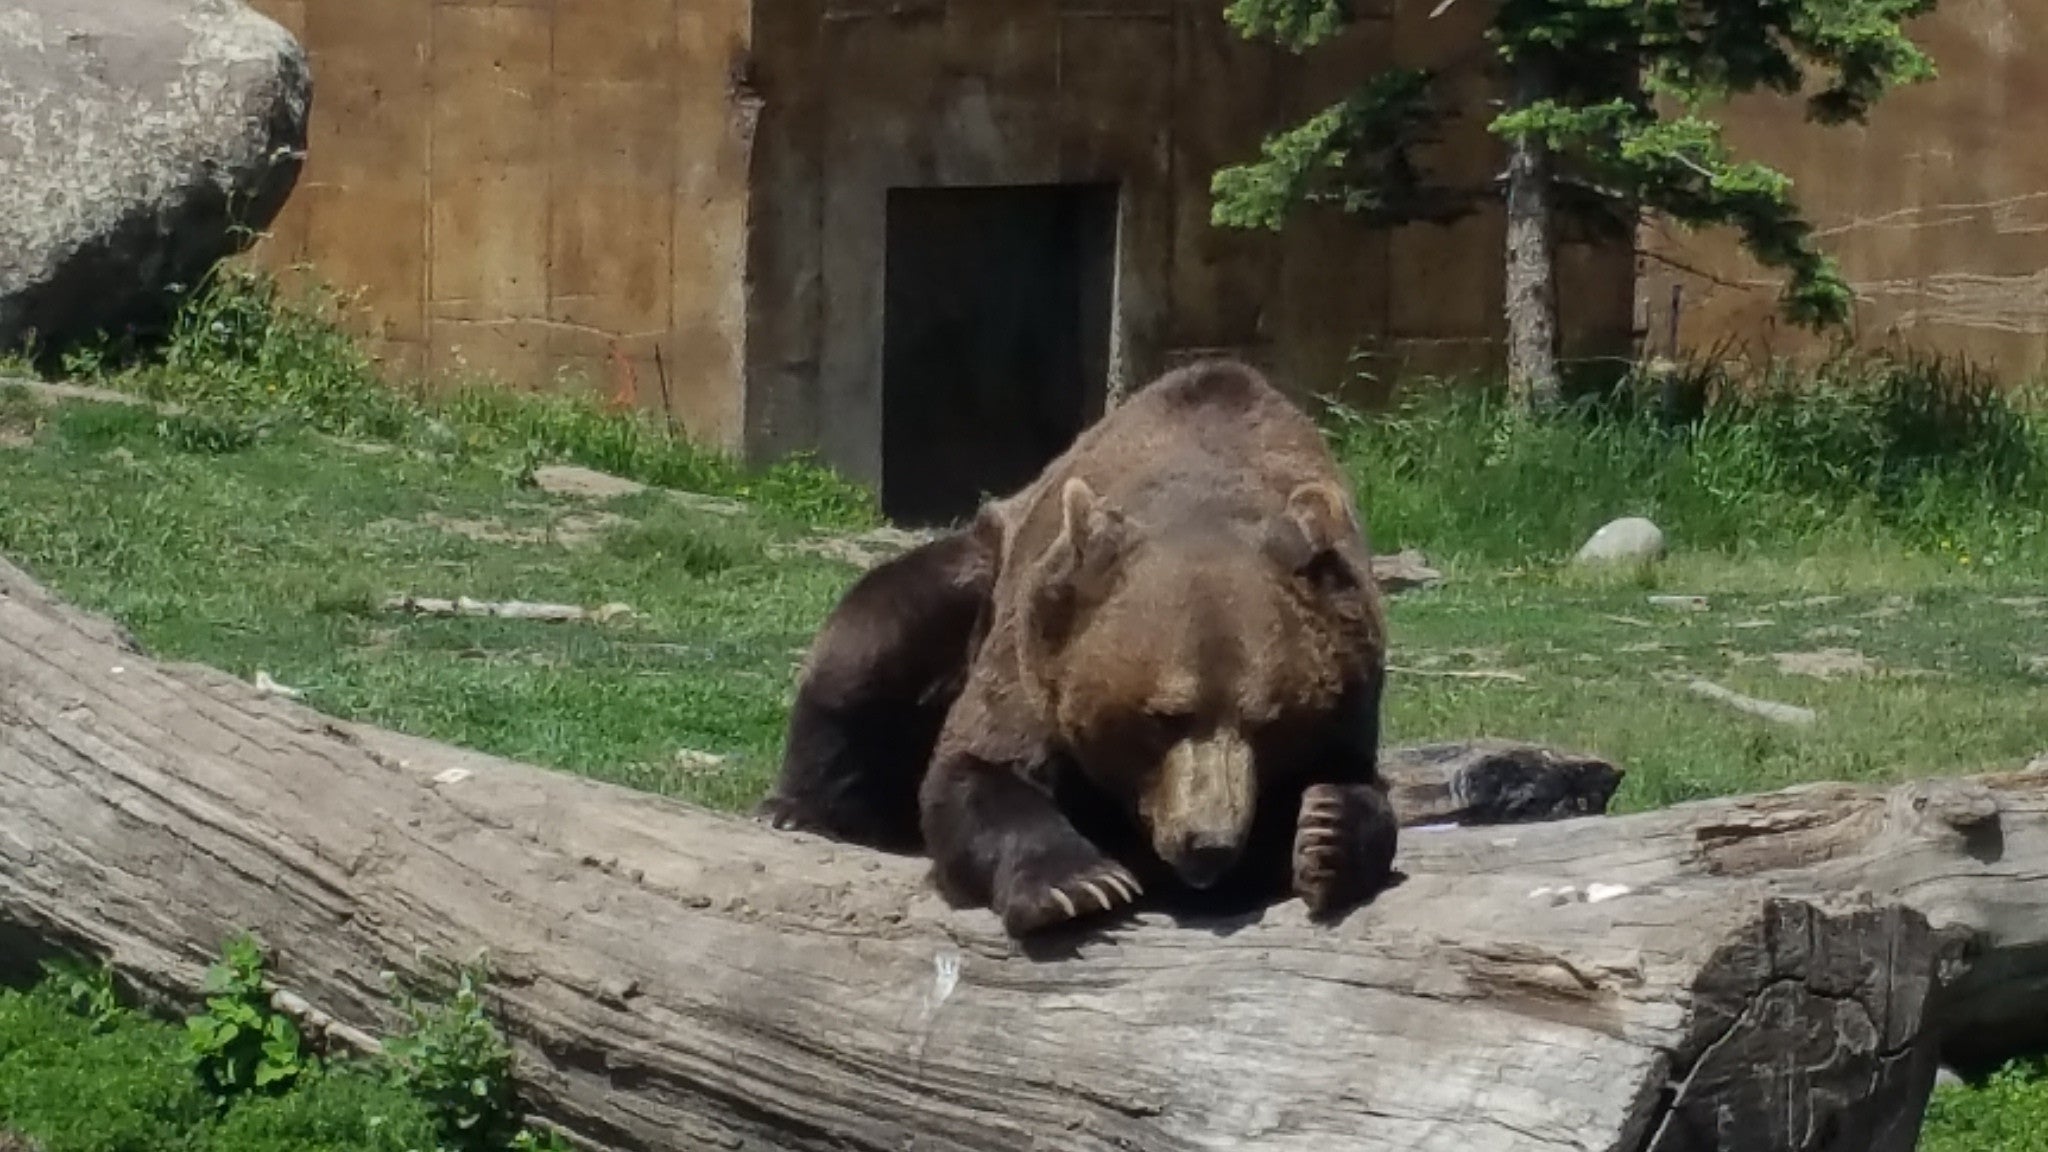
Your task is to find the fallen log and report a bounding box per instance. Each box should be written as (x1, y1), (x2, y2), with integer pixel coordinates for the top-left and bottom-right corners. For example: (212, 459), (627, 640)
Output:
(1, 553), (2042, 1152)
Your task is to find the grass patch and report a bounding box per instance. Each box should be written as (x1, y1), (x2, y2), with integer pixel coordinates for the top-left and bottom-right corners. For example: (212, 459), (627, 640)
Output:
(1328, 353), (2048, 572)
(0, 940), (553, 1152)
(62, 264), (877, 532)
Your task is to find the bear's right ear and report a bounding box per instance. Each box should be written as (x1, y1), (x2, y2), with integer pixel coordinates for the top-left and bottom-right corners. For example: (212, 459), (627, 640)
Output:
(1273, 480), (1366, 597)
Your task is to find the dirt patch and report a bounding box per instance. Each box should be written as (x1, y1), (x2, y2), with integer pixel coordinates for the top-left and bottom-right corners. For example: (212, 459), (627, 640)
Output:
(1767, 595), (1842, 611)
(1773, 648), (1876, 680)
(0, 427), (30, 450)
(383, 511), (627, 550)
(1857, 596), (1915, 621)
(530, 463), (746, 517)
(772, 525), (940, 570)
(533, 463), (645, 500)
(1, 376), (167, 410)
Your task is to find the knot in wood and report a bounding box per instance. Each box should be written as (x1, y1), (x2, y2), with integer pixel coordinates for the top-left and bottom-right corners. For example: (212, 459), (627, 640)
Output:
(1892, 780), (2000, 835)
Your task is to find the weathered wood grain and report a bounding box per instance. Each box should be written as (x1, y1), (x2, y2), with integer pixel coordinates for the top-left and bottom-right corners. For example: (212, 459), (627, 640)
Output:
(2, 554), (2040, 1152)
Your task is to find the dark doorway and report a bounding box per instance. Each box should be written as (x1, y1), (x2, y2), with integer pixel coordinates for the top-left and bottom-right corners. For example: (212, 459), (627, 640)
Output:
(880, 183), (1118, 527)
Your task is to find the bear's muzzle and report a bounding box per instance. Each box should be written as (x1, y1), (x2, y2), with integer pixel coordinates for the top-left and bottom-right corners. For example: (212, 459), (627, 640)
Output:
(1144, 730), (1257, 889)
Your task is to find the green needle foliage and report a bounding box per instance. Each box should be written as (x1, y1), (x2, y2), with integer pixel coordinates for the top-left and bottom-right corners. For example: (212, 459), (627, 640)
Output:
(1214, 0), (1940, 330)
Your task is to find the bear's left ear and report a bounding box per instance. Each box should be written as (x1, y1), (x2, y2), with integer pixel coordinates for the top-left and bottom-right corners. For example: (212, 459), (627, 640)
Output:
(1057, 476), (1127, 568)
(1025, 477), (1127, 650)
(1274, 481), (1364, 593)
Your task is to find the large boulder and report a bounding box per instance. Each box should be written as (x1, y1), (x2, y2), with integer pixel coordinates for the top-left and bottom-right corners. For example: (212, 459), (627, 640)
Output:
(0, 0), (310, 357)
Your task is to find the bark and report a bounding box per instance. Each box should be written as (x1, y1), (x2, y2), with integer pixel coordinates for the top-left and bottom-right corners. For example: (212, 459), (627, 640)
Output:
(1504, 52), (1562, 411)
(3, 554), (2043, 1152)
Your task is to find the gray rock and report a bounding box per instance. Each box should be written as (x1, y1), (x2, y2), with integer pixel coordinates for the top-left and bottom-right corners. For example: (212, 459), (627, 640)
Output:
(1574, 516), (1666, 565)
(0, 0), (310, 356)
(1371, 547), (1444, 594)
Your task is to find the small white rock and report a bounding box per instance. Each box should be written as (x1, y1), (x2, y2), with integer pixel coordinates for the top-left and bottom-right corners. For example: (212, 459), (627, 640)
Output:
(1574, 517), (1666, 565)
(1586, 882), (1632, 904)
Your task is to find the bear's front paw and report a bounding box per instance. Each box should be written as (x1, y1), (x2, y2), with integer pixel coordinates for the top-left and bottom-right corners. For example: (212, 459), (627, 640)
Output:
(1294, 783), (1398, 920)
(995, 849), (1145, 937)
(753, 794), (814, 833)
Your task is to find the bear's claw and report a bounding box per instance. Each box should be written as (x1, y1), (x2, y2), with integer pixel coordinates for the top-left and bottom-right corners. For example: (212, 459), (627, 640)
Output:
(999, 858), (1144, 935)
(755, 795), (818, 835)
(1293, 783), (1397, 919)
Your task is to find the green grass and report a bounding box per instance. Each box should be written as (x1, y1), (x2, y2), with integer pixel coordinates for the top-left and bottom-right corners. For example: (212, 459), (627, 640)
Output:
(0, 399), (859, 809)
(0, 975), (441, 1152)
(4, 265), (2048, 1147)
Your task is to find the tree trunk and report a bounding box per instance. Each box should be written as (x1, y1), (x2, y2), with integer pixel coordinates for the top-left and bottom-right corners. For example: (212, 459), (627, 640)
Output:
(4, 554), (2045, 1152)
(1504, 52), (1562, 411)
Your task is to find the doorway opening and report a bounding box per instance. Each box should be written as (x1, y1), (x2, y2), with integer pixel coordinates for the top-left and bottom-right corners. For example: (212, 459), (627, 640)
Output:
(880, 182), (1118, 527)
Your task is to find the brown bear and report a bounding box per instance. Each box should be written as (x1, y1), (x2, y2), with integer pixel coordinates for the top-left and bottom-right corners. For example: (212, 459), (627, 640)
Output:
(761, 358), (1396, 937)
(919, 359), (1397, 934)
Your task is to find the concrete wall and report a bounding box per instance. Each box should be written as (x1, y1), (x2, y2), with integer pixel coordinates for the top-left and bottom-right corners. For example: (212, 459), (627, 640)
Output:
(741, 0), (1636, 480)
(245, 0), (1640, 482)
(246, 0), (756, 447)
(1637, 0), (2048, 381)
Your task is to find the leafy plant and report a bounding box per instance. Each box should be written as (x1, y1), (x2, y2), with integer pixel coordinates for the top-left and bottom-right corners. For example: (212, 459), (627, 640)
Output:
(380, 964), (524, 1152)
(1922, 1058), (2048, 1152)
(38, 956), (123, 1034)
(184, 934), (308, 1106)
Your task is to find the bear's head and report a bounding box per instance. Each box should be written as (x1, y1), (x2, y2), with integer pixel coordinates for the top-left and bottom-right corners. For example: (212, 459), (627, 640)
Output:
(1016, 475), (1380, 890)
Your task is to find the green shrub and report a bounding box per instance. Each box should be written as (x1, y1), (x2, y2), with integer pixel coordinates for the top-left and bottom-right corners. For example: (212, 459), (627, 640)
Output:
(1921, 1059), (2048, 1152)
(380, 965), (523, 1152)
(0, 985), (210, 1152)
(184, 935), (307, 1106)
(207, 1064), (441, 1152)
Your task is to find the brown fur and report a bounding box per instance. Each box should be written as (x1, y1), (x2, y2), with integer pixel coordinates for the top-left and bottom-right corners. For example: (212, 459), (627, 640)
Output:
(756, 504), (1008, 853)
(919, 359), (1397, 936)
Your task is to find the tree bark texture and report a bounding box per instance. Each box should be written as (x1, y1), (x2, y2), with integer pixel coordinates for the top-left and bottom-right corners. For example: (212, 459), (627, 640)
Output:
(1504, 52), (1562, 411)
(3, 554), (2044, 1152)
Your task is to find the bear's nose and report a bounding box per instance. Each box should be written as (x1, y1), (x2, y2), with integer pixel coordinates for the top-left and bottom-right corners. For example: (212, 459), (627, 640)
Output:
(1173, 838), (1240, 889)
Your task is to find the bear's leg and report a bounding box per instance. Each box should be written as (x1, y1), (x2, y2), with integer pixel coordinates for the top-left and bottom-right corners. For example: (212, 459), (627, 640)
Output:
(1291, 672), (1398, 918)
(1292, 782), (1398, 919)
(758, 695), (938, 853)
(922, 756), (1144, 936)
(757, 525), (999, 853)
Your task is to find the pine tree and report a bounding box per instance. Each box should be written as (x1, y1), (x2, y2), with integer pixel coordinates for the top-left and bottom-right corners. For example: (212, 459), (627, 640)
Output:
(1212, 0), (1939, 409)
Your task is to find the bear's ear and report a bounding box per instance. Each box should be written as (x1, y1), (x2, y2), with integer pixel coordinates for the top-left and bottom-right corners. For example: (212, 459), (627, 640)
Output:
(1057, 476), (1126, 567)
(1026, 477), (1127, 650)
(1274, 481), (1363, 593)
(959, 500), (1009, 585)
(1285, 481), (1352, 554)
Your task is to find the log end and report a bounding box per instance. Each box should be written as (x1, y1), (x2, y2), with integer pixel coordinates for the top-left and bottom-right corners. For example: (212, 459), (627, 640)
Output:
(1382, 740), (1625, 827)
